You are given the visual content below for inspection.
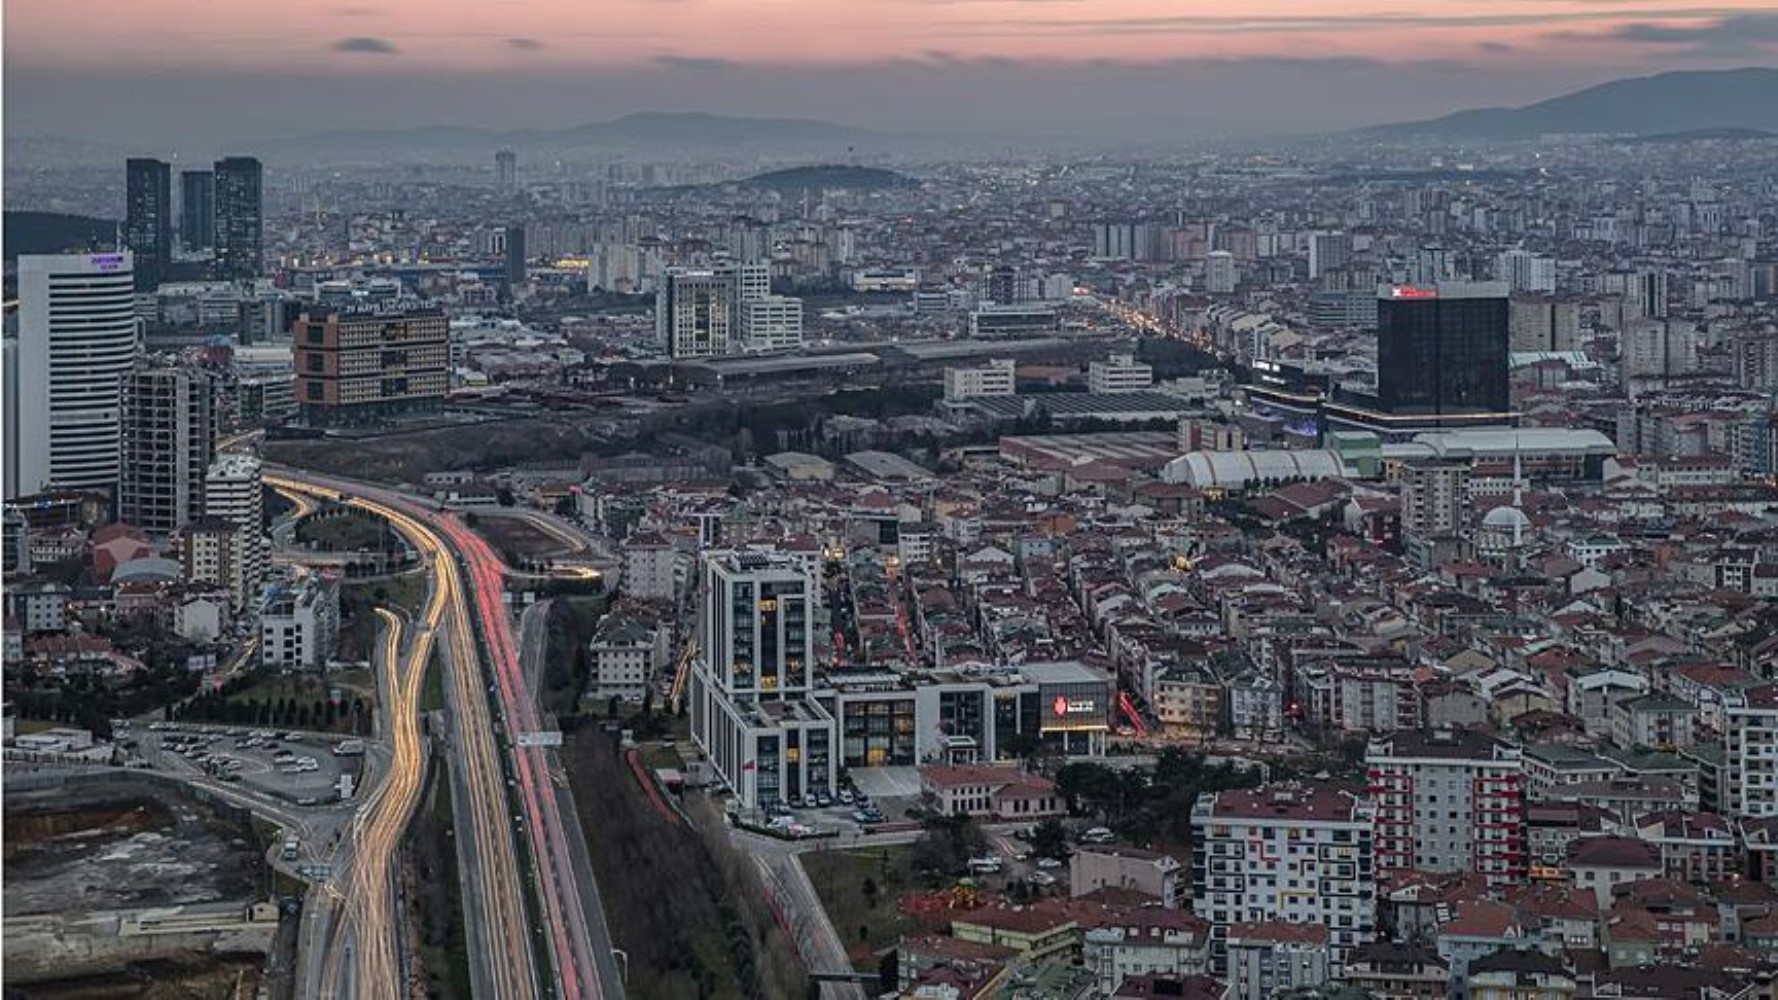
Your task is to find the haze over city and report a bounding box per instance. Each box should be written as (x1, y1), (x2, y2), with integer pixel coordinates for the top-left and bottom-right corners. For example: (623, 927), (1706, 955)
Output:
(9, 0), (1778, 144)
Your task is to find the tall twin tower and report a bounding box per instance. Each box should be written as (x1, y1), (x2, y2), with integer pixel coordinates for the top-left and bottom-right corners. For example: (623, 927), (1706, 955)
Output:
(125, 155), (263, 289)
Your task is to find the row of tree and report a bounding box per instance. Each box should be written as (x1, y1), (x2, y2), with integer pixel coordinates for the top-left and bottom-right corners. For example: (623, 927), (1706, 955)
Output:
(171, 691), (369, 734)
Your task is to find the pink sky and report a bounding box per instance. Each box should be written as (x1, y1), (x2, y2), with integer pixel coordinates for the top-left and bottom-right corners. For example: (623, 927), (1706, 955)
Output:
(10, 0), (1778, 70)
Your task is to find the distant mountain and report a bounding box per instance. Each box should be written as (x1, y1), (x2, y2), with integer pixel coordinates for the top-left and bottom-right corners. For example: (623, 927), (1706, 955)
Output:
(256, 112), (887, 161)
(1364, 68), (1778, 139)
(738, 165), (916, 193)
(3, 211), (117, 262)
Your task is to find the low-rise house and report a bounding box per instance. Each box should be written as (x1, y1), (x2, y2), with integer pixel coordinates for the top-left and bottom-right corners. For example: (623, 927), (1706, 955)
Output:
(920, 764), (1063, 820)
(1082, 907), (1211, 995)
(1338, 941), (1450, 1000)
(1467, 949), (1576, 1000)
(1569, 837), (1664, 910)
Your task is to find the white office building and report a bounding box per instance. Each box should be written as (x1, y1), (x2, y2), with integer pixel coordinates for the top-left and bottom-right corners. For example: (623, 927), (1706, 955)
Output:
(7, 252), (140, 498)
(738, 296), (805, 353)
(1308, 231), (1352, 280)
(687, 549), (836, 809)
(1088, 353), (1154, 394)
(943, 359), (1017, 401)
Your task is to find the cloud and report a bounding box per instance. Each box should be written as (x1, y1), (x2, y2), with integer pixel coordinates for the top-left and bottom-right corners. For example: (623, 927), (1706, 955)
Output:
(652, 55), (737, 70)
(506, 37), (545, 50)
(1477, 41), (1517, 53)
(950, 6), (1758, 37)
(1556, 13), (1778, 56)
(331, 36), (398, 54)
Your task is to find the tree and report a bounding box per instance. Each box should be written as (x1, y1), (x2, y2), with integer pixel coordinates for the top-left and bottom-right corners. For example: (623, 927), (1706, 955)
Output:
(1030, 819), (1070, 863)
(861, 876), (879, 910)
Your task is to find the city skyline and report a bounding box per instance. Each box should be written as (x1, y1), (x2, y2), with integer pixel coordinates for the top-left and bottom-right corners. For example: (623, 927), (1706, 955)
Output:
(7, 1), (1778, 145)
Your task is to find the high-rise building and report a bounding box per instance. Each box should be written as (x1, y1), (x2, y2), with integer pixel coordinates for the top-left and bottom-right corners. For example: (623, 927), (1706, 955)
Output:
(1204, 251), (1237, 295)
(496, 148), (517, 191)
(504, 222), (527, 286)
(1191, 784), (1377, 972)
(202, 452), (266, 613)
(180, 170), (215, 251)
(1508, 297), (1580, 353)
(1496, 249), (1556, 294)
(1399, 461), (1471, 539)
(687, 549), (835, 809)
(1308, 231), (1351, 280)
(1412, 245), (1454, 285)
(1366, 728), (1527, 886)
(1375, 282), (1510, 417)
(7, 253), (139, 499)
(213, 157), (264, 281)
(1092, 221), (1138, 261)
(293, 308), (451, 426)
(657, 269), (734, 359)
(119, 360), (216, 537)
(125, 158), (173, 291)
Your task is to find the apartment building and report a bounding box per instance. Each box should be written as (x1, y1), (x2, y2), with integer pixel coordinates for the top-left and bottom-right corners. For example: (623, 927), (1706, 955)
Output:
(1191, 783), (1376, 972)
(1367, 728), (1527, 886)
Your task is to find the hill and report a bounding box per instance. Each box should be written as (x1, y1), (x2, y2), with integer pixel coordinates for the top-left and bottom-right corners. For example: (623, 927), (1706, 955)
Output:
(737, 164), (916, 193)
(3, 211), (118, 262)
(1364, 68), (1778, 139)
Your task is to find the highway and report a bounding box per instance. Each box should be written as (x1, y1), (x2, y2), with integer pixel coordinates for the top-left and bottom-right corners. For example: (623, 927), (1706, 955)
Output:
(272, 469), (620, 999)
(324, 602), (440, 997)
(269, 474), (540, 1000)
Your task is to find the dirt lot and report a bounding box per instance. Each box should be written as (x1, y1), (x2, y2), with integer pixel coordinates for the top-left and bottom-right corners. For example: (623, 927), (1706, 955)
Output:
(471, 516), (571, 563)
(1, 953), (266, 1000)
(4, 784), (265, 916)
(266, 417), (621, 484)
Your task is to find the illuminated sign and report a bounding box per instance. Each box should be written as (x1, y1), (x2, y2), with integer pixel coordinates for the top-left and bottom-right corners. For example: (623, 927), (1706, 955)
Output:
(89, 253), (127, 272)
(1053, 695), (1098, 717)
(1389, 285), (1438, 299)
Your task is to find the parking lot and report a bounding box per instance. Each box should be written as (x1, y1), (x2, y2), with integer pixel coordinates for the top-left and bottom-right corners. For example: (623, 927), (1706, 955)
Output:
(139, 724), (361, 804)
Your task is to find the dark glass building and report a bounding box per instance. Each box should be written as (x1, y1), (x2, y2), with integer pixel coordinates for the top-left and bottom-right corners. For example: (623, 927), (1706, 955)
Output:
(181, 169), (215, 251)
(1375, 282), (1510, 415)
(125, 157), (173, 291)
(504, 222), (527, 287)
(213, 156), (263, 281)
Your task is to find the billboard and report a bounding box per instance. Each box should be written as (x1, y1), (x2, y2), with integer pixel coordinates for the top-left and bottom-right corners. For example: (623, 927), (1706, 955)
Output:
(1039, 681), (1110, 733)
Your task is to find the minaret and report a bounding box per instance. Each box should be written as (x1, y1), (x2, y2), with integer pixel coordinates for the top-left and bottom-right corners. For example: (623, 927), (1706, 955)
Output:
(1511, 432), (1525, 550)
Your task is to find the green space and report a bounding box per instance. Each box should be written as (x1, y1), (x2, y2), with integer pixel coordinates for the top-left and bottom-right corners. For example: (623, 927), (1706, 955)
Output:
(412, 758), (472, 1000)
(800, 845), (922, 964)
(336, 573), (428, 661)
(562, 724), (805, 999)
(542, 597), (606, 719)
(295, 508), (404, 553)
(174, 671), (370, 735)
(421, 655), (446, 713)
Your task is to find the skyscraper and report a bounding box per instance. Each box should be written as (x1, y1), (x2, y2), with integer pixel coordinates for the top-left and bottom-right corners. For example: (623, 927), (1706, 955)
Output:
(657, 268), (736, 359)
(119, 360), (217, 536)
(496, 148), (517, 191)
(1307, 231), (1351, 280)
(213, 156), (263, 281)
(181, 169), (215, 251)
(125, 158), (173, 291)
(8, 253), (139, 499)
(1374, 282), (1510, 417)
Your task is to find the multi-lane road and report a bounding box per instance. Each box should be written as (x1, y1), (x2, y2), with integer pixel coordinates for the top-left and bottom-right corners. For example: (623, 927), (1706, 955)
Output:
(269, 474), (543, 999)
(270, 469), (622, 999)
